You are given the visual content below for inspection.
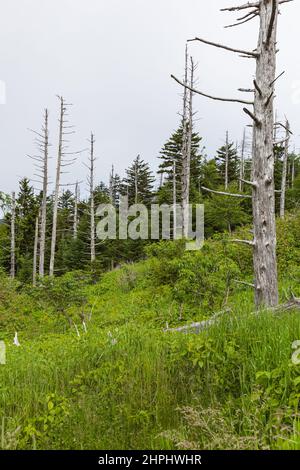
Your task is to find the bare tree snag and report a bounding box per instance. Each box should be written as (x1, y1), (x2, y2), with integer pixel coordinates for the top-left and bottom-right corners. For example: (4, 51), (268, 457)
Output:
(182, 56), (195, 238)
(172, 0), (294, 308)
(73, 181), (79, 239)
(49, 96), (76, 276)
(239, 128), (247, 191)
(39, 109), (49, 277)
(109, 165), (115, 205)
(225, 131), (229, 190)
(28, 109), (50, 277)
(181, 45), (189, 237)
(280, 119), (290, 218)
(10, 191), (16, 279)
(33, 213), (39, 286)
(88, 133), (96, 263)
(173, 159), (177, 239)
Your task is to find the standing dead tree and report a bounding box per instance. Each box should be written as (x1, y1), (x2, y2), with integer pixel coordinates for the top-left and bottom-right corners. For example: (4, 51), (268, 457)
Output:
(28, 109), (50, 278)
(33, 212), (39, 286)
(182, 55), (196, 238)
(280, 119), (291, 218)
(181, 45), (189, 237)
(172, 0), (294, 308)
(239, 128), (247, 191)
(86, 133), (96, 263)
(49, 96), (79, 276)
(10, 191), (16, 279)
(73, 181), (79, 239)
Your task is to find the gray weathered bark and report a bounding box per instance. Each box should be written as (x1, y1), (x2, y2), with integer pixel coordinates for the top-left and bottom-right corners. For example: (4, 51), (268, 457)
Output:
(10, 191), (16, 279)
(73, 181), (79, 239)
(39, 109), (49, 277)
(280, 119), (290, 218)
(89, 133), (96, 263)
(49, 97), (65, 276)
(33, 213), (39, 286)
(182, 57), (195, 238)
(239, 128), (246, 191)
(225, 131), (229, 190)
(181, 45), (189, 237)
(250, 0), (279, 307)
(172, 0), (294, 308)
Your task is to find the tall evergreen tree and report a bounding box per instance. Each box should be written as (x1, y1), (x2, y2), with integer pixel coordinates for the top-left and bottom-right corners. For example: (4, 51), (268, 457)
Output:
(123, 155), (155, 206)
(158, 126), (202, 203)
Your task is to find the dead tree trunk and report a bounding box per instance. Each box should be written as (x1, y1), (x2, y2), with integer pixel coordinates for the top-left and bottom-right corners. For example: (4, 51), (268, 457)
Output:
(280, 120), (290, 218)
(39, 109), (49, 276)
(28, 109), (50, 277)
(49, 97), (64, 276)
(250, 0), (280, 307)
(33, 213), (39, 286)
(239, 128), (246, 192)
(73, 181), (79, 239)
(88, 133), (96, 263)
(182, 57), (195, 238)
(109, 165), (115, 205)
(134, 158), (138, 205)
(10, 191), (16, 279)
(49, 96), (76, 276)
(225, 131), (229, 190)
(172, 0), (294, 308)
(181, 45), (189, 237)
(173, 159), (177, 239)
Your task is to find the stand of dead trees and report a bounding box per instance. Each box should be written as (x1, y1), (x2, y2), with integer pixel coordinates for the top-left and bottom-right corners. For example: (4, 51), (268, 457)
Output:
(172, 0), (294, 309)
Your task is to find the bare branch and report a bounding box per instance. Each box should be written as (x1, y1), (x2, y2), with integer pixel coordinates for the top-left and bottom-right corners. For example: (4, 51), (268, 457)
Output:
(243, 107), (261, 126)
(171, 75), (254, 105)
(201, 186), (252, 199)
(187, 36), (258, 57)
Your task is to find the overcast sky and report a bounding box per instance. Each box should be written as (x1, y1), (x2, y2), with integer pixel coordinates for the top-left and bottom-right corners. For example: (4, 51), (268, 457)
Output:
(0, 0), (299, 195)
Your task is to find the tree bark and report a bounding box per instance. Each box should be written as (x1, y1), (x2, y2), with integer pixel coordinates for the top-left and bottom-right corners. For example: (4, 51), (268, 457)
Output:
(181, 45), (189, 237)
(73, 181), (79, 239)
(33, 213), (39, 286)
(49, 97), (65, 276)
(280, 119), (290, 218)
(39, 109), (49, 277)
(225, 131), (229, 190)
(10, 191), (16, 279)
(239, 128), (246, 191)
(89, 133), (96, 263)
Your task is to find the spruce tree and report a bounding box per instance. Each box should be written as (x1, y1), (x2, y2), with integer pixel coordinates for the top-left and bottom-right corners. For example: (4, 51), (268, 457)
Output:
(123, 155), (155, 206)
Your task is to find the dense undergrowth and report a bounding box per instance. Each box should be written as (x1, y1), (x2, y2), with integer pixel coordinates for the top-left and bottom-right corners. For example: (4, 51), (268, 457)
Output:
(1, 213), (300, 449)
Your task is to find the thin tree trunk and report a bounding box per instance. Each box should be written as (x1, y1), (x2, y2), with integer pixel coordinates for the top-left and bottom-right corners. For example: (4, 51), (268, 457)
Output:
(225, 131), (229, 190)
(10, 191), (16, 279)
(173, 159), (177, 239)
(251, 0), (279, 307)
(239, 128), (246, 192)
(134, 159), (138, 205)
(280, 119), (290, 218)
(89, 133), (96, 263)
(181, 44), (189, 236)
(49, 97), (65, 276)
(182, 57), (195, 238)
(73, 181), (79, 239)
(33, 213), (39, 286)
(109, 165), (114, 205)
(39, 109), (49, 277)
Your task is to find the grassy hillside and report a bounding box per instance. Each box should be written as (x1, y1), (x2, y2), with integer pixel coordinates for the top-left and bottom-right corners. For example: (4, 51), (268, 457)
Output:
(1, 213), (300, 450)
